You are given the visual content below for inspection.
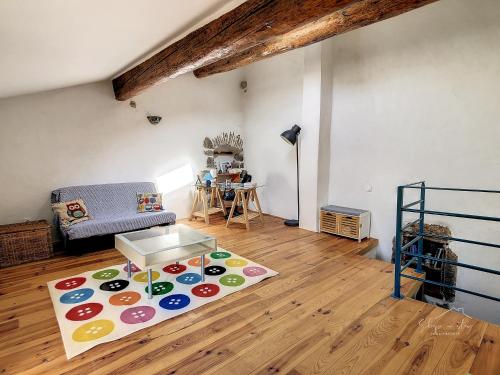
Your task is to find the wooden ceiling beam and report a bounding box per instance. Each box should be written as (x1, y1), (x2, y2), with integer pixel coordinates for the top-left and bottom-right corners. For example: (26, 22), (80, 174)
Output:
(193, 0), (438, 78)
(112, 0), (358, 100)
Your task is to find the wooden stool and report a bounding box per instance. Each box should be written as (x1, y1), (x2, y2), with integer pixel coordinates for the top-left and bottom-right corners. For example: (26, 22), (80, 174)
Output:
(190, 185), (226, 224)
(226, 187), (264, 230)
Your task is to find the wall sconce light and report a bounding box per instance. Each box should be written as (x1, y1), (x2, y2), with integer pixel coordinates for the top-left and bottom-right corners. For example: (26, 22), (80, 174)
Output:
(147, 116), (162, 125)
(240, 80), (248, 93)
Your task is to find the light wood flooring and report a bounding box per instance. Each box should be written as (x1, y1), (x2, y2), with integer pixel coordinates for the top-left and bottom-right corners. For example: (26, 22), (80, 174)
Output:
(0, 215), (498, 374)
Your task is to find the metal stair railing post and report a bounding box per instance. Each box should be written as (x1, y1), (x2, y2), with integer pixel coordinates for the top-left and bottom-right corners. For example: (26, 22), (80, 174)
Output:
(393, 181), (500, 304)
(416, 182), (425, 274)
(391, 186), (404, 299)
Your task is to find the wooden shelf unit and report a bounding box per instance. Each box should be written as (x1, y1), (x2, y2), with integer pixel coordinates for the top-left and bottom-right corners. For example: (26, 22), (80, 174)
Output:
(320, 205), (370, 242)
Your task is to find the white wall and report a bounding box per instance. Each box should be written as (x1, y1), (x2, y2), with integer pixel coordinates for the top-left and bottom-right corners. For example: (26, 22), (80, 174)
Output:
(317, 42), (334, 218)
(0, 72), (243, 225)
(300, 43), (334, 231)
(327, 0), (500, 323)
(240, 44), (332, 229)
(300, 45), (323, 231)
(241, 49), (304, 220)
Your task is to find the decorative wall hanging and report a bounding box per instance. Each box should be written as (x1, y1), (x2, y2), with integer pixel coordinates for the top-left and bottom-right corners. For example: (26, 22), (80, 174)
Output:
(203, 132), (244, 169)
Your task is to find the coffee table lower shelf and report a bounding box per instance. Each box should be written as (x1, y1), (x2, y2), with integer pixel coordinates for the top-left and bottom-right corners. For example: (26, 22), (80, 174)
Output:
(124, 255), (209, 299)
(114, 224), (217, 299)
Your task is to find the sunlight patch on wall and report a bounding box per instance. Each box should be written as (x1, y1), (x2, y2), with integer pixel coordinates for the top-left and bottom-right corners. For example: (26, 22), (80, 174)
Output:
(156, 164), (194, 194)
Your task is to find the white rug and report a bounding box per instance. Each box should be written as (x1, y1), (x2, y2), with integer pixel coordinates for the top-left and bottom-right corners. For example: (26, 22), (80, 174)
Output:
(48, 248), (278, 359)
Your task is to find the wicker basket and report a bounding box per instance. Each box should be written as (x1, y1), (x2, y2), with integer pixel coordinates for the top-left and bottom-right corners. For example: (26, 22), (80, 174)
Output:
(0, 220), (53, 267)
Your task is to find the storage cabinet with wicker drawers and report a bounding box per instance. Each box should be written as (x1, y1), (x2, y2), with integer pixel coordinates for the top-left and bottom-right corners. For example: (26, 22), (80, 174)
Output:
(320, 205), (371, 242)
(0, 220), (53, 267)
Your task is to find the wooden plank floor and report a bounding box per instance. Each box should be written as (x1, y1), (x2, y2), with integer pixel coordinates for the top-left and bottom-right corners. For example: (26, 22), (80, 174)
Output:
(0, 215), (498, 375)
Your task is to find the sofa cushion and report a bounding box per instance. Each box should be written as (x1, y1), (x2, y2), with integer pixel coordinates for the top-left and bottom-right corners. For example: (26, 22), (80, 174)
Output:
(52, 199), (90, 227)
(136, 193), (163, 213)
(63, 211), (176, 240)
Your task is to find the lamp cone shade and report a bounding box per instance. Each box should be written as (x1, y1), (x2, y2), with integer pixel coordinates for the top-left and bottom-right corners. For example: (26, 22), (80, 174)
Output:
(280, 125), (301, 145)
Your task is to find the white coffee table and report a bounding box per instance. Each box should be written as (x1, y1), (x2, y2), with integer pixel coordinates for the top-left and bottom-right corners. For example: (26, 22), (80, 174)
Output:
(115, 224), (217, 299)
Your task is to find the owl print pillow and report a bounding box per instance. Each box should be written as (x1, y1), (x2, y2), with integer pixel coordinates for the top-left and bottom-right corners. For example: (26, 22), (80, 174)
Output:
(52, 199), (90, 227)
(137, 193), (164, 213)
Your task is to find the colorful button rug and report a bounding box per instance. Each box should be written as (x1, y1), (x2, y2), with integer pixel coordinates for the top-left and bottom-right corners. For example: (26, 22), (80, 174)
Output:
(48, 249), (278, 359)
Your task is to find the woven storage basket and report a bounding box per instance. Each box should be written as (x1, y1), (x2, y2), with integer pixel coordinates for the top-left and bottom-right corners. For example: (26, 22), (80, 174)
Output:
(0, 220), (53, 267)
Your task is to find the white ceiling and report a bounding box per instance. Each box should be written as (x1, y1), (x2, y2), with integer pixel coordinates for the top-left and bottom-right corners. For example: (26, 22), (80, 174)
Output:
(0, 0), (244, 99)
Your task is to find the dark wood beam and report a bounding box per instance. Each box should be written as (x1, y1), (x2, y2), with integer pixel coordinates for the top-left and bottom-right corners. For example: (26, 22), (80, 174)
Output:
(112, 0), (358, 100)
(193, 0), (438, 78)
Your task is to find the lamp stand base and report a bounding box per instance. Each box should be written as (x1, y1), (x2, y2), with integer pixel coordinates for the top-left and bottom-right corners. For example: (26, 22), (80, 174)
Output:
(284, 219), (299, 227)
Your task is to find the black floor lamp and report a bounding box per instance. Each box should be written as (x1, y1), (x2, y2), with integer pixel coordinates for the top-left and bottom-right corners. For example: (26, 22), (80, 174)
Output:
(280, 124), (301, 227)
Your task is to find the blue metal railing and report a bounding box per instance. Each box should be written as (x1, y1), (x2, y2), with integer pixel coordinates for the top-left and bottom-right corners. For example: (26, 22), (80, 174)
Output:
(392, 181), (500, 303)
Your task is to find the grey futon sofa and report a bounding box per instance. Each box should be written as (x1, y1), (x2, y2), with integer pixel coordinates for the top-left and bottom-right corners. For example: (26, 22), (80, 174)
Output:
(51, 182), (176, 241)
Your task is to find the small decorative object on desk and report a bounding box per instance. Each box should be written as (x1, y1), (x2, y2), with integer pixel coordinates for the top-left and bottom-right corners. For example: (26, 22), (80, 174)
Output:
(0, 220), (53, 267)
(320, 205), (371, 243)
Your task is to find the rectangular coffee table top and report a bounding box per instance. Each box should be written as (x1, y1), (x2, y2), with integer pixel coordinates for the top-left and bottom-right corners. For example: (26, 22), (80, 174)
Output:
(115, 224), (216, 269)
